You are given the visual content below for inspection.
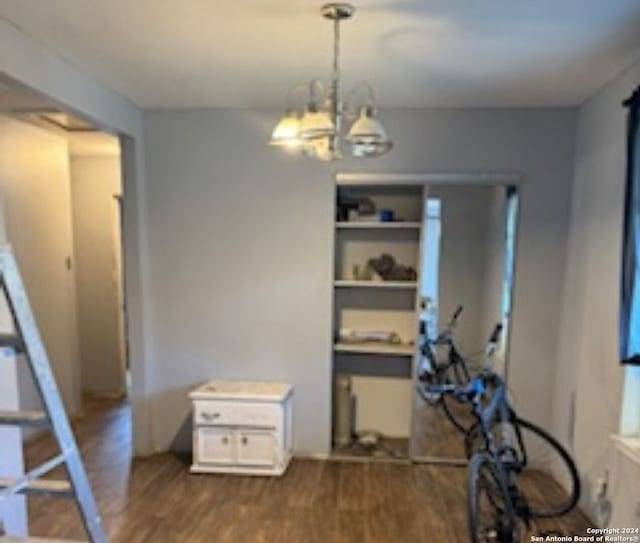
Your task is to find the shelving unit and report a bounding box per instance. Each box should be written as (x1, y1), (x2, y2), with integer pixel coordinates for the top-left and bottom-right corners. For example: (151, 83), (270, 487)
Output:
(332, 182), (425, 459)
(334, 341), (416, 356)
(334, 280), (417, 289)
(336, 221), (422, 230)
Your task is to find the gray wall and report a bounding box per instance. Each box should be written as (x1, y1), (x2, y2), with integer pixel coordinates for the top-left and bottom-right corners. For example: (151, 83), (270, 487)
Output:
(143, 107), (577, 454)
(430, 184), (494, 355)
(554, 59), (640, 525)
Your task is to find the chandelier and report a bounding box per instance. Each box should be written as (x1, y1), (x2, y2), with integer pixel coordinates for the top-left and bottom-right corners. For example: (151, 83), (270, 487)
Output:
(270, 3), (392, 161)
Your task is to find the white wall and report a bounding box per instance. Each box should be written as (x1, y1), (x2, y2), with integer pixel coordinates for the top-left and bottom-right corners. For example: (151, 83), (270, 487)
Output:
(70, 154), (125, 397)
(143, 107), (577, 454)
(554, 59), (640, 525)
(0, 114), (80, 416)
(0, 201), (27, 536)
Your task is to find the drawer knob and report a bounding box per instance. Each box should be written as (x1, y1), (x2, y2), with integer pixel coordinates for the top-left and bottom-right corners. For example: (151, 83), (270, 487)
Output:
(241, 437), (248, 445)
(222, 436), (228, 445)
(201, 412), (220, 421)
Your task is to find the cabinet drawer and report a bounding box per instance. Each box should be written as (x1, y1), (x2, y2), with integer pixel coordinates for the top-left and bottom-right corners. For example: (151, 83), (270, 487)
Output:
(236, 430), (276, 466)
(195, 427), (234, 464)
(194, 400), (280, 427)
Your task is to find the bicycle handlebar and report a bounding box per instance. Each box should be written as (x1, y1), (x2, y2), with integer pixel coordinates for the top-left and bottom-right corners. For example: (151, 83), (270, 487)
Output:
(451, 305), (464, 325)
(488, 323), (503, 344)
(429, 306), (464, 345)
(425, 375), (487, 403)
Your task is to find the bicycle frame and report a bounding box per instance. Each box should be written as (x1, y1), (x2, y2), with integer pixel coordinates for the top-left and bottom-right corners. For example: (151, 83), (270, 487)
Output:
(468, 372), (535, 526)
(420, 305), (470, 384)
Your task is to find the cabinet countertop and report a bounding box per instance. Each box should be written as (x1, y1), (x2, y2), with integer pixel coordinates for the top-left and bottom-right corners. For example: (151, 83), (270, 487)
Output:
(189, 380), (293, 402)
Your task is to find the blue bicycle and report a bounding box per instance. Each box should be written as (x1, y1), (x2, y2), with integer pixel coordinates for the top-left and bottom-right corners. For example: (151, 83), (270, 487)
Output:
(431, 370), (580, 542)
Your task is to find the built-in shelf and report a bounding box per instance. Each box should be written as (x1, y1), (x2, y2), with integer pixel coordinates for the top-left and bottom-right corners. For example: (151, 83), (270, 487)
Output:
(334, 341), (416, 356)
(336, 221), (422, 230)
(334, 280), (418, 289)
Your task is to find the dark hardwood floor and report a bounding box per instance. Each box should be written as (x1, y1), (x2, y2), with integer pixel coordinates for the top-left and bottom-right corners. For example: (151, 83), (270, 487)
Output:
(21, 397), (591, 542)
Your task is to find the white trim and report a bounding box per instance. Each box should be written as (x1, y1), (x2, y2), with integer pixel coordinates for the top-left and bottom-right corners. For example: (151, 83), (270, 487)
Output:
(411, 455), (468, 466)
(336, 171), (523, 186)
(293, 451), (330, 461)
(190, 453), (292, 477)
(611, 434), (640, 466)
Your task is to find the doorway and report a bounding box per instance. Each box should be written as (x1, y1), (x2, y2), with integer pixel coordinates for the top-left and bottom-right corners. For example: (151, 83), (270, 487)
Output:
(421, 198), (442, 339)
(68, 130), (129, 405)
(0, 83), (131, 450)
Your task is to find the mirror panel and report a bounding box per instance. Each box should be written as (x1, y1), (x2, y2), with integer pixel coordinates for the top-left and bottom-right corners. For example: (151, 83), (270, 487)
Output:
(410, 183), (519, 461)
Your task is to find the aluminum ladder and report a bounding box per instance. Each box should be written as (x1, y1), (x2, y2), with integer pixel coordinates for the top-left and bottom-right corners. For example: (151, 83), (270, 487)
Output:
(0, 246), (106, 542)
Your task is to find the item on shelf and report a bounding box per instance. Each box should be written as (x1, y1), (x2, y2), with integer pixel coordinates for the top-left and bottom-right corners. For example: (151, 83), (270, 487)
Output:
(338, 328), (402, 344)
(351, 263), (383, 281)
(336, 196), (376, 222)
(334, 375), (353, 447)
(368, 253), (418, 281)
(357, 430), (380, 448)
(378, 209), (394, 222)
(350, 212), (379, 222)
(352, 264), (370, 280)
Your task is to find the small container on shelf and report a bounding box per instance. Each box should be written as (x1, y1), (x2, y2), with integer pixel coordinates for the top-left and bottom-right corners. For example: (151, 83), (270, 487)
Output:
(378, 209), (394, 222)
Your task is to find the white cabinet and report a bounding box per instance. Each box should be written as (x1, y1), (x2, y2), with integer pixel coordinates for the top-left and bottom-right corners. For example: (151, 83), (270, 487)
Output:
(190, 381), (293, 476)
(196, 427), (235, 465)
(236, 431), (276, 466)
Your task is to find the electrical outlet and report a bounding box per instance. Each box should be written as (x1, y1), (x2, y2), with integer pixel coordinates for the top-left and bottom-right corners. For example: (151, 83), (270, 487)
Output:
(596, 470), (609, 498)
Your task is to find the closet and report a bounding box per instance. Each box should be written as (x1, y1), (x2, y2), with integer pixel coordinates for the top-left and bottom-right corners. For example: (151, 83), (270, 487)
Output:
(332, 179), (424, 458)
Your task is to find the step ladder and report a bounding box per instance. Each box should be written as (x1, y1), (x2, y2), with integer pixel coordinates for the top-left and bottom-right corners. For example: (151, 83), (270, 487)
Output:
(0, 246), (106, 543)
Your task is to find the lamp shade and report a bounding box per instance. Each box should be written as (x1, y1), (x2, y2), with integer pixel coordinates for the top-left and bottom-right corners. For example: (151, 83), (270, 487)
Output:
(351, 140), (393, 158)
(269, 111), (301, 147)
(347, 106), (392, 157)
(303, 136), (342, 161)
(299, 107), (335, 140)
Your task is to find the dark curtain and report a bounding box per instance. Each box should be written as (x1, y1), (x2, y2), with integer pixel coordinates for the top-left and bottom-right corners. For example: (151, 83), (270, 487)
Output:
(621, 86), (640, 365)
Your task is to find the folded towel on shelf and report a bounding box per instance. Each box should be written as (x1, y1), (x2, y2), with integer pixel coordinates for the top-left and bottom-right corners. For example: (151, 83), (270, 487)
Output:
(338, 328), (402, 344)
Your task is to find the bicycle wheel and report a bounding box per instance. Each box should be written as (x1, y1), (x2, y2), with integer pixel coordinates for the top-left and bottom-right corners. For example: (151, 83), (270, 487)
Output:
(465, 417), (580, 518)
(510, 418), (580, 518)
(468, 452), (519, 543)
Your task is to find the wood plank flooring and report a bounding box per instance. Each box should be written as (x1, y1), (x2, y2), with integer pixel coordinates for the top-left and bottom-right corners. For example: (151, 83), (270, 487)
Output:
(19, 397), (591, 542)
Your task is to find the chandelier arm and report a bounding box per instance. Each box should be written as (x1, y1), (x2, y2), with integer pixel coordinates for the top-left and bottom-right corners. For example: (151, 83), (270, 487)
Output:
(343, 81), (376, 117)
(308, 78), (328, 108)
(285, 83), (311, 113)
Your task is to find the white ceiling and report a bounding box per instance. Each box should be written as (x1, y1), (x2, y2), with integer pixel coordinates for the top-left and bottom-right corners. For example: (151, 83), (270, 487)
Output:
(68, 132), (120, 157)
(1, 1), (640, 108)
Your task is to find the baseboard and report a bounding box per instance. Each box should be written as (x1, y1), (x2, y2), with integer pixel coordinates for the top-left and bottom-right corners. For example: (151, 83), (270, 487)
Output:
(83, 390), (127, 400)
(292, 451), (330, 461)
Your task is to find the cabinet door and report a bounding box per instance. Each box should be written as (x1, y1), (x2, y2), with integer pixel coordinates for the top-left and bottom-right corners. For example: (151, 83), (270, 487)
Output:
(196, 427), (235, 464)
(236, 431), (275, 466)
